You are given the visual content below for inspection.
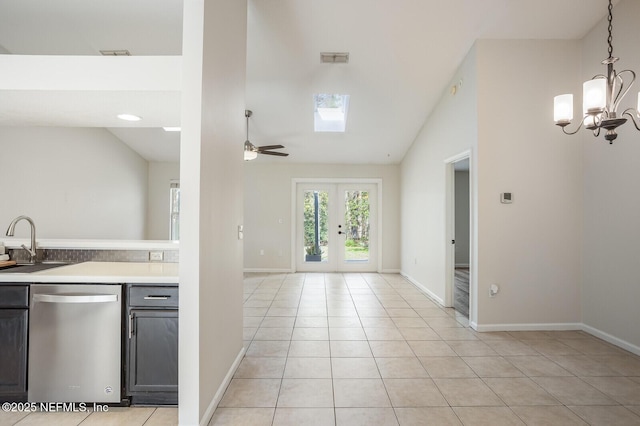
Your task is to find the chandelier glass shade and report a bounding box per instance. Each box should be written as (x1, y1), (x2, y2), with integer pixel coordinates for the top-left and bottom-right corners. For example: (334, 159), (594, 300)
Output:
(554, 0), (640, 143)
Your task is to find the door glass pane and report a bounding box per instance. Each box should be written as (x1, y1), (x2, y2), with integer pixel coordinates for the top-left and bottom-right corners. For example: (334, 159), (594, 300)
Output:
(343, 190), (370, 262)
(303, 190), (328, 262)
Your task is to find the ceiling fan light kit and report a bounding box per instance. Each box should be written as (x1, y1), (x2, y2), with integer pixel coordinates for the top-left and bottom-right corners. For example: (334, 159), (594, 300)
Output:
(243, 110), (289, 161)
(553, 0), (640, 144)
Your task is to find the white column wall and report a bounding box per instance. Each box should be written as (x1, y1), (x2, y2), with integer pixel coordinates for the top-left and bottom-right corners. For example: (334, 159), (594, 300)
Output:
(474, 39), (583, 328)
(581, 0), (640, 351)
(179, 0), (247, 424)
(400, 46), (478, 308)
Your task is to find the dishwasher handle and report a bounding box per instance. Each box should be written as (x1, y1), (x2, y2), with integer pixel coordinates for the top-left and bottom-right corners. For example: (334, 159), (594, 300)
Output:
(33, 293), (119, 304)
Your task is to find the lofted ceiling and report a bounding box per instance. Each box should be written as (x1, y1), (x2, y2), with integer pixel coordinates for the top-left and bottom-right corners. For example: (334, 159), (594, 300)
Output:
(0, 0), (618, 163)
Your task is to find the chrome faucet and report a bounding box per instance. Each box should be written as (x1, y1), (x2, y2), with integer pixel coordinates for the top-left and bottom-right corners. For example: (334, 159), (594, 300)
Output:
(6, 215), (37, 264)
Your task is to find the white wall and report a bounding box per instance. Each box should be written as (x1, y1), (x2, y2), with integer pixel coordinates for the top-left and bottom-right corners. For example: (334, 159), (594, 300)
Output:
(147, 162), (180, 240)
(401, 39), (585, 329)
(581, 0), (640, 350)
(474, 39), (583, 328)
(179, 0), (246, 424)
(454, 170), (470, 266)
(0, 126), (147, 239)
(244, 163), (401, 272)
(400, 46), (478, 308)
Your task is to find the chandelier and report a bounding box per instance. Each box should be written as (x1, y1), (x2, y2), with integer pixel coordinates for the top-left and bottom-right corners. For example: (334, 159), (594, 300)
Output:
(554, 0), (640, 143)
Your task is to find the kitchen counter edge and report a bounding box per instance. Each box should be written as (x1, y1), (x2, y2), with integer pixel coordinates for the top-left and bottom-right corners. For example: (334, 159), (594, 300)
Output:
(0, 262), (179, 284)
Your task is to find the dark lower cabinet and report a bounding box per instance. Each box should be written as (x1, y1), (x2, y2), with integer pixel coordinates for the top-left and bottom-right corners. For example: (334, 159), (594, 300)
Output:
(126, 285), (178, 405)
(0, 285), (29, 402)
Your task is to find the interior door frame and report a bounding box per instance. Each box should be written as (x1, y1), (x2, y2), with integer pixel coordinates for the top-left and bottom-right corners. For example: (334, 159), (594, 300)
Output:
(444, 150), (477, 327)
(291, 178), (383, 273)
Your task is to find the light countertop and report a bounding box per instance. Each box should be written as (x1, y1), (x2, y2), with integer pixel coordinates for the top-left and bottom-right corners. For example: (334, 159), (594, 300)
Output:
(0, 262), (179, 284)
(0, 238), (179, 251)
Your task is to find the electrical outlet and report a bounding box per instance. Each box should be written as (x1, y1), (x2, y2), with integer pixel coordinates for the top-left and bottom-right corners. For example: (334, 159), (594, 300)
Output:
(260, 249), (265, 256)
(149, 251), (164, 262)
(489, 284), (499, 297)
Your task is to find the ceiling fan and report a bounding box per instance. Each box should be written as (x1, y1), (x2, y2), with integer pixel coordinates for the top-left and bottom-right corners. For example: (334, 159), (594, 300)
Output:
(244, 110), (289, 161)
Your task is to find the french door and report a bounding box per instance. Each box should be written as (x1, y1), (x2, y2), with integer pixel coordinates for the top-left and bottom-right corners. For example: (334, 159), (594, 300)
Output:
(295, 182), (378, 272)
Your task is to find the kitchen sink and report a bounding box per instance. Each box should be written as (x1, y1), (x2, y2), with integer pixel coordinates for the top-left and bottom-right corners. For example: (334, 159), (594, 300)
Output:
(0, 262), (69, 273)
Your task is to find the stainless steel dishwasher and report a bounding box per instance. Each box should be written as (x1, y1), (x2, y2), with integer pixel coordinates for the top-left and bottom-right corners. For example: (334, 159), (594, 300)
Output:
(28, 284), (122, 403)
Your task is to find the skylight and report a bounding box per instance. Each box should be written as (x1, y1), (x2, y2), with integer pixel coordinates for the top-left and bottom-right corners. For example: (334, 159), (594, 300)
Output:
(314, 94), (349, 132)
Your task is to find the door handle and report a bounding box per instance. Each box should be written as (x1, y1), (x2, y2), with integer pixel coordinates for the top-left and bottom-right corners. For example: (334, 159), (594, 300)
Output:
(33, 293), (118, 304)
(129, 314), (134, 339)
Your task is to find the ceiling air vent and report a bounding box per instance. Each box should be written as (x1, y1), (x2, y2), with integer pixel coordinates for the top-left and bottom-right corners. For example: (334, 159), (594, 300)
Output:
(320, 52), (349, 64)
(100, 49), (131, 56)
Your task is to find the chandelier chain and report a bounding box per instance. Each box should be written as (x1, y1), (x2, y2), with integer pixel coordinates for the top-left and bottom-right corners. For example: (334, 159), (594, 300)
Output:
(607, 0), (613, 59)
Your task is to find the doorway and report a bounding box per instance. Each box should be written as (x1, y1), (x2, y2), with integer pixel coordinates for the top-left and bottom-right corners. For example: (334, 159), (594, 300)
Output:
(445, 152), (473, 321)
(453, 159), (470, 317)
(294, 181), (379, 272)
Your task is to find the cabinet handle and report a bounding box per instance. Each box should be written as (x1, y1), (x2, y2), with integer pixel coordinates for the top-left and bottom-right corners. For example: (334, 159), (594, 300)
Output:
(129, 314), (134, 339)
(144, 295), (170, 300)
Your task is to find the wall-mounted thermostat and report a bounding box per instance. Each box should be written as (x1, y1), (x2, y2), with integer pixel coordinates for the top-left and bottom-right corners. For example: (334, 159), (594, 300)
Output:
(500, 192), (513, 204)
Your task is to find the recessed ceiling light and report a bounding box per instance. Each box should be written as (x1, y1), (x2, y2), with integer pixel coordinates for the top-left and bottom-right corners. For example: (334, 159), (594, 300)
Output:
(163, 127), (181, 132)
(117, 114), (142, 122)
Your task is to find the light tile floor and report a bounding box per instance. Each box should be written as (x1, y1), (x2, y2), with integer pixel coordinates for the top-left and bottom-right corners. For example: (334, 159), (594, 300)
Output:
(3, 272), (639, 426)
(212, 272), (640, 426)
(0, 406), (177, 426)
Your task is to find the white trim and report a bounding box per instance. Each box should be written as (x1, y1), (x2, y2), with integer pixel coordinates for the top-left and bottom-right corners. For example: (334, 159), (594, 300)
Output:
(401, 271), (445, 306)
(474, 323), (583, 332)
(470, 322), (640, 356)
(380, 269), (401, 274)
(200, 346), (246, 426)
(581, 324), (640, 356)
(243, 268), (293, 273)
(444, 151), (473, 165)
(443, 149), (476, 323)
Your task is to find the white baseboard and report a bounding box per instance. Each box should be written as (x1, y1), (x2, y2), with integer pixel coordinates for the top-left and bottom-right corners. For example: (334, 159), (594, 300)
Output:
(581, 324), (640, 356)
(243, 268), (293, 273)
(474, 323), (583, 332)
(471, 322), (639, 357)
(200, 346), (246, 426)
(400, 271), (445, 306)
(380, 269), (401, 274)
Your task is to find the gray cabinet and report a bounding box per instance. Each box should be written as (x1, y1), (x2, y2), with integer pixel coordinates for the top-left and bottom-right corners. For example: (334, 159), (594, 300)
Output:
(0, 285), (29, 401)
(126, 285), (178, 405)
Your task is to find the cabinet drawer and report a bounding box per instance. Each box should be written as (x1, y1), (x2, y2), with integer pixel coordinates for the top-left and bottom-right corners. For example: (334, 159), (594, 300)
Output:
(128, 286), (178, 308)
(0, 286), (29, 308)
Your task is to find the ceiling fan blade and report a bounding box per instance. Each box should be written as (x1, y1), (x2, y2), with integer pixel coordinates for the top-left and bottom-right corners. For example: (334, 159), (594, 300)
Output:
(256, 144), (285, 151)
(260, 151), (289, 157)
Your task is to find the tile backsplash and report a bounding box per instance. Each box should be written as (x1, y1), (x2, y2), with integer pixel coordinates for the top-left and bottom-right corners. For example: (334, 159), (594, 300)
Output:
(8, 248), (179, 264)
